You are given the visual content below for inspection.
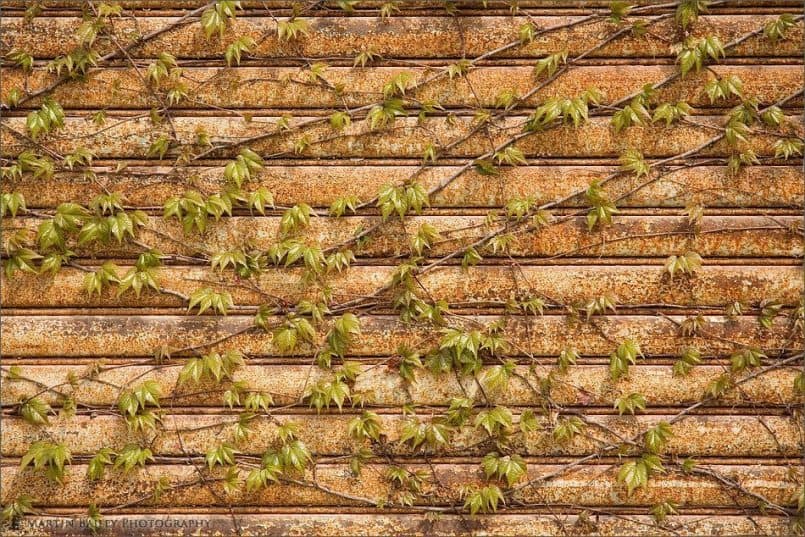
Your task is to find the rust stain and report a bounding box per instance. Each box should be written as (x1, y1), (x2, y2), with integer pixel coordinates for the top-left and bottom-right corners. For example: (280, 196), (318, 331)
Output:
(6, 165), (804, 210)
(1, 4), (803, 533)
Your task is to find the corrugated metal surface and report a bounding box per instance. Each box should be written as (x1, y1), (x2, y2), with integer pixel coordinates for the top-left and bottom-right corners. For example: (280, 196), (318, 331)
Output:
(1, 1), (803, 535)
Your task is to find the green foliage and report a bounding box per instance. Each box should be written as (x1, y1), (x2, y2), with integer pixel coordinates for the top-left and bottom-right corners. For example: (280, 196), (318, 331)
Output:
(329, 195), (359, 218)
(47, 48), (100, 79)
(479, 360), (516, 393)
(2, 495), (33, 524)
(201, 1), (241, 39)
(146, 52), (178, 84)
(188, 287), (233, 315)
(433, 328), (485, 375)
(116, 251), (161, 298)
(147, 134), (172, 160)
(206, 443), (238, 469)
(278, 18), (310, 41)
(764, 14), (797, 43)
(534, 51), (567, 79)
(730, 347), (765, 373)
(0, 192), (26, 218)
(614, 392), (646, 415)
(225, 35), (255, 66)
(368, 98), (406, 129)
(19, 397), (52, 425)
(773, 138), (804, 160)
(652, 101), (692, 126)
(26, 98), (64, 139)
(475, 406), (513, 437)
(20, 441), (71, 483)
(242, 188), (273, 217)
(525, 89), (600, 131)
(348, 411), (382, 442)
(400, 418), (451, 451)
(113, 444), (154, 474)
(675, 0), (709, 29)
(271, 315), (316, 353)
(617, 454), (665, 495)
(279, 203), (312, 236)
(246, 430), (311, 491)
(3, 4), (795, 522)
(87, 448), (115, 480)
(677, 36), (724, 77)
(758, 299), (783, 329)
(461, 484), (505, 515)
(644, 421), (673, 454)
(651, 500), (679, 522)
(411, 223), (441, 256)
(377, 183), (429, 221)
(608, 1), (632, 23)
(557, 347), (579, 373)
(86, 503), (103, 534)
(611, 92), (651, 133)
(84, 262), (120, 296)
(179, 350), (244, 385)
(306, 377), (351, 411)
(519, 410), (540, 433)
(583, 294), (617, 320)
(117, 381), (162, 432)
(552, 415), (585, 443)
(673, 346), (702, 377)
(482, 452), (527, 486)
(7, 49), (33, 72)
(225, 148), (264, 187)
(5, 150), (55, 181)
(609, 339), (642, 381)
(585, 180), (619, 231)
(518, 22), (536, 43)
(664, 251), (702, 280)
(704, 75), (743, 103)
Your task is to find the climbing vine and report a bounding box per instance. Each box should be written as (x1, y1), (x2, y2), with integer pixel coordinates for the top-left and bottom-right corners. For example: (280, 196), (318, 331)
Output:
(1, 0), (804, 535)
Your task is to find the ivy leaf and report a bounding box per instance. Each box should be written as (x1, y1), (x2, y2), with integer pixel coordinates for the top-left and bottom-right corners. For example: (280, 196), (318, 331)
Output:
(225, 36), (255, 66)
(730, 347), (765, 373)
(1, 495), (33, 524)
(764, 14), (796, 43)
(20, 397), (52, 425)
(147, 134), (171, 160)
(474, 406), (513, 436)
(188, 287), (233, 315)
(664, 251), (702, 280)
(614, 392), (646, 415)
(206, 443), (238, 470)
(201, 1), (241, 39)
(20, 440), (71, 484)
(113, 444), (154, 474)
(278, 18), (310, 42)
(774, 138), (804, 160)
(645, 421), (673, 454)
(552, 415), (585, 443)
(673, 346), (701, 376)
(534, 51), (567, 79)
(87, 448), (116, 481)
(348, 411), (383, 442)
(618, 454), (665, 495)
(481, 452), (527, 486)
(519, 410), (540, 433)
(462, 485), (504, 515)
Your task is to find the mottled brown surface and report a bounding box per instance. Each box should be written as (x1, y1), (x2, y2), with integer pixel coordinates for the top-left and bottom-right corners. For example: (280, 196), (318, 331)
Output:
(1, 2), (803, 536)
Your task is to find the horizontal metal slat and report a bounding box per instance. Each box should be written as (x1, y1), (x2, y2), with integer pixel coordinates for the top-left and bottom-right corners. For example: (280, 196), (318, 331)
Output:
(2, 15), (801, 59)
(4, 65), (802, 110)
(2, 265), (802, 309)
